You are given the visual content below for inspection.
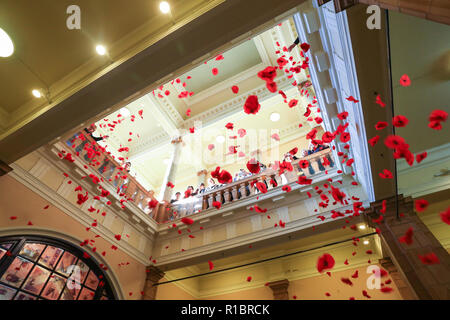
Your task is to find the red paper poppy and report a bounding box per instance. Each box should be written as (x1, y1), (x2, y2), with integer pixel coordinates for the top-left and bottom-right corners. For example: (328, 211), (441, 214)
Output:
(257, 66), (277, 82)
(243, 95), (261, 115)
(218, 170), (232, 184)
(393, 115), (409, 127)
(208, 144), (215, 151)
(189, 127), (195, 133)
(340, 132), (350, 143)
(289, 147), (298, 155)
(299, 160), (309, 169)
(440, 207), (450, 225)
(399, 227), (413, 245)
(225, 123), (234, 130)
(337, 111), (348, 120)
(399, 74), (411, 87)
(317, 253), (335, 273)
(114, 234), (121, 241)
(277, 57), (288, 68)
(415, 152), (427, 163)
(418, 252), (439, 265)
(271, 133), (280, 141)
(379, 169), (393, 179)
(322, 131), (335, 143)
(375, 94), (386, 108)
(415, 199), (428, 212)
(384, 135), (405, 149)
(181, 217), (194, 225)
(237, 128), (246, 138)
(208, 261), (214, 271)
(297, 176), (312, 185)
(148, 199), (159, 208)
(368, 135), (380, 147)
(231, 85), (239, 94)
(300, 42), (310, 52)
(254, 205), (267, 213)
(288, 99), (298, 108)
(246, 276), (252, 282)
(341, 278), (353, 286)
(266, 81), (278, 93)
(167, 182), (174, 188)
(212, 201), (221, 210)
(246, 159), (260, 174)
(282, 185), (291, 192)
(375, 121), (388, 130)
(331, 185), (346, 204)
(212, 68), (218, 75)
(255, 182), (267, 194)
(346, 96), (359, 103)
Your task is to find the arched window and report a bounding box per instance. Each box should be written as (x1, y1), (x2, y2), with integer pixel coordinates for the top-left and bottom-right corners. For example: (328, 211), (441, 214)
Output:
(0, 235), (116, 300)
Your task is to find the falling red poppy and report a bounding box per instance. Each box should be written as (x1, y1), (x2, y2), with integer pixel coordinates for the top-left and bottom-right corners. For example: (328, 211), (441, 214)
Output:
(418, 252), (439, 265)
(415, 199), (428, 212)
(337, 111), (348, 120)
(346, 96), (359, 103)
(300, 42), (310, 52)
(246, 159), (261, 174)
(399, 74), (411, 87)
(181, 217), (194, 225)
(282, 185), (291, 192)
(266, 81), (278, 93)
(243, 95), (261, 115)
(375, 121), (388, 130)
(375, 94), (386, 108)
(225, 122), (234, 130)
(208, 261), (214, 271)
(288, 99), (298, 108)
(393, 115), (409, 127)
(212, 201), (221, 210)
(440, 207), (450, 225)
(317, 253), (335, 273)
(416, 152), (427, 163)
(212, 68), (218, 75)
(399, 227), (413, 245)
(257, 66), (277, 83)
(231, 85), (239, 94)
(368, 135), (380, 147)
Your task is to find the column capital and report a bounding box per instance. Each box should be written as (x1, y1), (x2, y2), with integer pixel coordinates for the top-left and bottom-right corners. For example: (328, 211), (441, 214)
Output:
(267, 279), (290, 300)
(146, 266), (165, 282)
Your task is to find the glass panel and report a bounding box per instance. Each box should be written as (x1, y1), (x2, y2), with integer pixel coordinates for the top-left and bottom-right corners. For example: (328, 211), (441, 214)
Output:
(22, 265), (51, 295)
(41, 274), (66, 300)
(0, 256), (33, 288)
(60, 282), (81, 300)
(19, 243), (46, 262)
(0, 243), (13, 250)
(78, 287), (95, 300)
(0, 283), (17, 300)
(84, 270), (99, 290)
(76, 259), (89, 284)
(39, 246), (64, 270)
(56, 252), (77, 276)
(0, 248), (6, 261)
(14, 292), (36, 300)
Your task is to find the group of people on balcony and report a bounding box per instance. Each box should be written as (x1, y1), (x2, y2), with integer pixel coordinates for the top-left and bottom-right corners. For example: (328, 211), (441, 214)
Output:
(169, 142), (334, 205)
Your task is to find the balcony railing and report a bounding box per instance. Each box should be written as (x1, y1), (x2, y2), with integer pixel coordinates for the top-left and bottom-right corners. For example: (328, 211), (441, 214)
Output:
(62, 131), (160, 219)
(165, 148), (335, 222)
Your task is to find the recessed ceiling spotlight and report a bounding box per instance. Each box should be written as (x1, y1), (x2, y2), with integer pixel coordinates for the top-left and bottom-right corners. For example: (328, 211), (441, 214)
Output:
(32, 89), (42, 98)
(216, 135), (225, 143)
(119, 107), (131, 118)
(270, 112), (280, 122)
(159, 1), (171, 14)
(95, 44), (107, 56)
(0, 28), (14, 57)
(363, 240), (369, 245)
(358, 225), (366, 230)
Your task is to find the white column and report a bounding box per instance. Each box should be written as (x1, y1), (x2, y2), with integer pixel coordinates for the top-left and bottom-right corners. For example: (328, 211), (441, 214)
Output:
(159, 137), (182, 202)
(197, 169), (208, 186)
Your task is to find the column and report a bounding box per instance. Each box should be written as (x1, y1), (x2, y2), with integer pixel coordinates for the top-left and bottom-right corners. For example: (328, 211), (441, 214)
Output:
(365, 195), (450, 300)
(142, 266), (165, 300)
(379, 257), (416, 300)
(197, 169), (208, 186)
(267, 279), (290, 300)
(159, 137), (183, 203)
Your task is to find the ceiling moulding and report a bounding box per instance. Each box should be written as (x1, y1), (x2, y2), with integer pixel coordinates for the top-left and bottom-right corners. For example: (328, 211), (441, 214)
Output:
(2, 0), (226, 138)
(147, 93), (184, 129)
(0, 107), (10, 131)
(183, 74), (292, 129)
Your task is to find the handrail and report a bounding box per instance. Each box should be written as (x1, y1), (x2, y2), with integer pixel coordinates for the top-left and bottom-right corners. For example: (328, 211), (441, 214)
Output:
(164, 148), (335, 222)
(63, 131), (160, 219)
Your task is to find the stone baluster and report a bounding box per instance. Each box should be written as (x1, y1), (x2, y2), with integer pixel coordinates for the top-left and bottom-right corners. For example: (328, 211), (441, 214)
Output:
(208, 194), (214, 208)
(239, 183), (248, 199)
(231, 185), (238, 201)
(223, 189), (231, 203)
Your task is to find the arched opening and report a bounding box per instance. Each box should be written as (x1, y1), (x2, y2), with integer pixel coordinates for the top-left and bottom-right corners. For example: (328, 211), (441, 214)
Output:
(0, 235), (117, 300)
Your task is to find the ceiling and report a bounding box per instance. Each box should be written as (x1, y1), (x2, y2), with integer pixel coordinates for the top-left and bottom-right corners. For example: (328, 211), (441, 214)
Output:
(389, 11), (450, 154)
(0, 0), (221, 132)
(94, 17), (321, 194)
